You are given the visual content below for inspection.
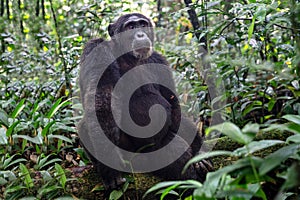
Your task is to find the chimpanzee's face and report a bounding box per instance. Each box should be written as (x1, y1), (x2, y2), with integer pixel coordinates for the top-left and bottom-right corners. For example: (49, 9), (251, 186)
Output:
(108, 14), (154, 60)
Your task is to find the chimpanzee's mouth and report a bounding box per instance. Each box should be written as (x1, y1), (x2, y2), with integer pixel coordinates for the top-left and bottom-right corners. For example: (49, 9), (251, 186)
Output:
(133, 46), (153, 59)
(132, 39), (152, 60)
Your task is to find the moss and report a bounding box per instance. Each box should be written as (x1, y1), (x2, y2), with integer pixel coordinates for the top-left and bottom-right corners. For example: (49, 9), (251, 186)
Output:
(72, 131), (294, 199)
(65, 168), (161, 199)
(207, 130), (293, 169)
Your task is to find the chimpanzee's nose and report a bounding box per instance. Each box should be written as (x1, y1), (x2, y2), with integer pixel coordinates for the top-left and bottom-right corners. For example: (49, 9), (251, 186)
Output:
(136, 32), (145, 38)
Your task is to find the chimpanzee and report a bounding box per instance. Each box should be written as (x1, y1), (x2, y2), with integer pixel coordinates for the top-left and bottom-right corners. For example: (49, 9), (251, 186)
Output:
(78, 13), (212, 191)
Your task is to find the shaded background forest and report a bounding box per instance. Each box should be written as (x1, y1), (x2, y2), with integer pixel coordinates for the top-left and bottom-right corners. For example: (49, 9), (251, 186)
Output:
(0, 0), (299, 199)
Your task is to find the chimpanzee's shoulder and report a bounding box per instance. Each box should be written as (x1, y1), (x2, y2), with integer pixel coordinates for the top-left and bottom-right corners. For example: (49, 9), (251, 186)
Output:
(148, 51), (169, 65)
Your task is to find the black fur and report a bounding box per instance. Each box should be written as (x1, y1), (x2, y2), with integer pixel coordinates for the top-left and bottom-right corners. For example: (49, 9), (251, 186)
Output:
(79, 13), (210, 192)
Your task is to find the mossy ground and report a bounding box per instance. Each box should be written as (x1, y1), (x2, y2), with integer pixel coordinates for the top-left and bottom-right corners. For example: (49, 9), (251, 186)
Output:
(70, 131), (295, 199)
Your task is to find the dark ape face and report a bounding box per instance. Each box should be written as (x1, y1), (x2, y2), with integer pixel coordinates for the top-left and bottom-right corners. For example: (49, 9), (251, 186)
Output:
(108, 13), (154, 60)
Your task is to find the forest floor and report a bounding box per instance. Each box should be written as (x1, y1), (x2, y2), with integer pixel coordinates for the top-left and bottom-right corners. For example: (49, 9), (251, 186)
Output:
(65, 131), (294, 200)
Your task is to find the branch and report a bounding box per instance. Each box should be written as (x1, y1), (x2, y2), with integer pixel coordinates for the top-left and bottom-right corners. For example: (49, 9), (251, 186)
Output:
(183, 0), (207, 51)
(49, 0), (72, 97)
(183, 0), (223, 126)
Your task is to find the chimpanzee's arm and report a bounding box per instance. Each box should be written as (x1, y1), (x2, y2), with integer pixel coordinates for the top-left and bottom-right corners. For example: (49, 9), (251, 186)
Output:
(148, 52), (181, 133)
(79, 38), (124, 189)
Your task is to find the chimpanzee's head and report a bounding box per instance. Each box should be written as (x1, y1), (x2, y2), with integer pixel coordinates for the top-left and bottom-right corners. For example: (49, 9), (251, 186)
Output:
(108, 13), (154, 60)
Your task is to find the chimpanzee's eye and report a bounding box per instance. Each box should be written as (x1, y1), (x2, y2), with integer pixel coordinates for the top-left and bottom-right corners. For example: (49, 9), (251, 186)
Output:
(125, 23), (135, 30)
(140, 21), (148, 28)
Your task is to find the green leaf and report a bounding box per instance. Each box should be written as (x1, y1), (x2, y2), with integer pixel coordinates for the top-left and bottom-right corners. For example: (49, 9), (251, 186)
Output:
(37, 184), (62, 196)
(0, 177), (7, 185)
(285, 123), (300, 135)
(3, 157), (27, 170)
(259, 144), (300, 175)
(183, 151), (233, 173)
(206, 122), (253, 144)
(242, 123), (259, 139)
(160, 184), (180, 199)
(122, 181), (129, 192)
(242, 123), (259, 134)
(282, 114), (300, 125)
(49, 122), (76, 134)
(55, 163), (66, 189)
(6, 120), (20, 136)
(91, 184), (105, 192)
(0, 109), (9, 127)
(29, 102), (40, 118)
(255, 188), (267, 200)
(281, 163), (300, 191)
(47, 98), (62, 118)
(11, 99), (26, 119)
(179, 179), (203, 188)
(275, 193), (295, 200)
(255, 6), (267, 22)
(39, 158), (62, 170)
(0, 171), (17, 182)
(12, 134), (43, 145)
(264, 123), (300, 135)
(42, 120), (56, 136)
(47, 98), (71, 119)
(211, 95), (225, 107)
(2, 154), (26, 169)
(19, 163), (34, 188)
(242, 101), (262, 117)
(268, 99), (276, 112)
(40, 171), (52, 181)
(19, 197), (37, 200)
(233, 140), (284, 156)
(204, 157), (261, 196)
(36, 154), (61, 170)
(0, 128), (8, 145)
(47, 134), (73, 144)
(4, 185), (27, 194)
(50, 197), (74, 200)
(248, 17), (256, 41)
(109, 190), (123, 200)
(287, 134), (300, 143)
(144, 181), (185, 198)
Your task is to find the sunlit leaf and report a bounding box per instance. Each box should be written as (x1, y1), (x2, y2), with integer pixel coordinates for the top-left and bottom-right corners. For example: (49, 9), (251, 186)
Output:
(55, 163), (67, 189)
(283, 114), (300, 125)
(12, 134), (43, 145)
(47, 134), (73, 144)
(248, 17), (256, 41)
(233, 140), (284, 156)
(206, 122), (253, 144)
(47, 98), (71, 119)
(109, 190), (123, 200)
(160, 184), (180, 199)
(144, 181), (185, 198)
(11, 99), (26, 119)
(19, 163), (34, 188)
(287, 134), (300, 143)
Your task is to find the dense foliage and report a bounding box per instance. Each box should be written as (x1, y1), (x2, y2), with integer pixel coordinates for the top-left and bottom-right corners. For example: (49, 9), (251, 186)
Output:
(0, 0), (299, 199)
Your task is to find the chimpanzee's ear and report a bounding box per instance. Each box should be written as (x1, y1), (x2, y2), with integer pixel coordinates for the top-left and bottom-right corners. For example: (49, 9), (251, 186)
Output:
(108, 23), (115, 37)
